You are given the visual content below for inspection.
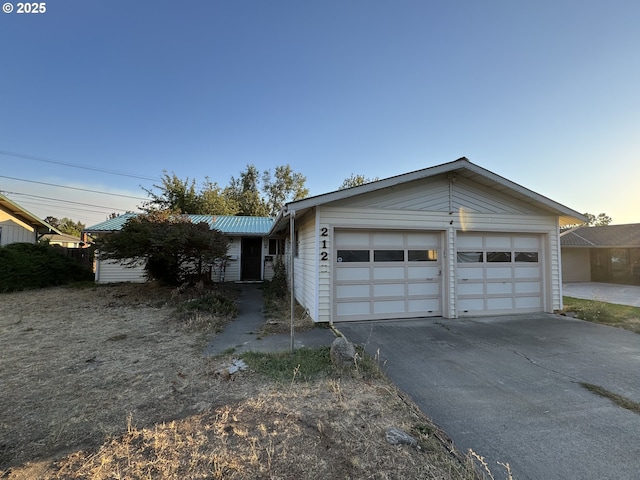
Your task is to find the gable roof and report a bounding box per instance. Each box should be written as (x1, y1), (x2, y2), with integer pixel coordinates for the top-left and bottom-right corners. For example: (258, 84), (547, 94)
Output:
(270, 157), (587, 234)
(561, 224), (640, 248)
(0, 193), (62, 235)
(84, 213), (274, 236)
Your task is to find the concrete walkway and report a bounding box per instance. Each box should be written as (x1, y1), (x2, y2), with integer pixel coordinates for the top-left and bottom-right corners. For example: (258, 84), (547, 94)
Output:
(563, 282), (640, 307)
(204, 284), (336, 356)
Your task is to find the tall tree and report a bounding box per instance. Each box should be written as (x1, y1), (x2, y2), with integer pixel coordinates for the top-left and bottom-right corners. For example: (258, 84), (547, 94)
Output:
(227, 165), (270, 216)
(262, 164), (309, 216)
(142, 172), (202, 214)
(339, 173), (380, 190)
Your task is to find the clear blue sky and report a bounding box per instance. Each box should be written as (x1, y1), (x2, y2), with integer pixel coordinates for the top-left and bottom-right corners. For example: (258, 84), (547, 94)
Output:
(1, 0), (638, 227)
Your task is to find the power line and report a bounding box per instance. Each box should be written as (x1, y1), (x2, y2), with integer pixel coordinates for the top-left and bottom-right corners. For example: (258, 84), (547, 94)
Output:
(2, 191), (133, 212)
(0, 150), (159, 182)
(0, 175), (149, 200)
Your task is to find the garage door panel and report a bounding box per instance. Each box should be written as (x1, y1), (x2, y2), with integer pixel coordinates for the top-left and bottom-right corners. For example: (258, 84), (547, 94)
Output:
(515, 282), (541, 294)
(486, 267), (512, 279)
(486, 236), (511, 248)
(373, 267), (405, 280)
(457, 235), (483, 248)
(372, 232), (404, 246)
(336, 267), (370, 281)
(373, 283), (405, 297)
(335, 231), (370, 245)
(514, 237), (540, 248)
(487, 297), (513, 310)
(373, 300), (406, 314)
(408, 299), (440, 313)
(408, 282), (439, 296)
(336, 284), (370, 299)
(515, 297), (542, 309)
(514, 267), (540, 279)
(457, 282), (484, 295)
(458, 298), (484, 311)
(457, 267), (484, 280)
(407, 233), (439, 247)
(486, 282), (513, 294)
(336, 302), (370, 316)
(407, 265), (439, 279)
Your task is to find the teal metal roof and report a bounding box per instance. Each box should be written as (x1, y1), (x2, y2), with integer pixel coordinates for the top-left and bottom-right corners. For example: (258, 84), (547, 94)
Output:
(84, 213), (273, 236)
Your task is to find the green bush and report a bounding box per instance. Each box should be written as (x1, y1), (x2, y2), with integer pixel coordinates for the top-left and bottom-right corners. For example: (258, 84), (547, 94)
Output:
(0, 243), (94, 293)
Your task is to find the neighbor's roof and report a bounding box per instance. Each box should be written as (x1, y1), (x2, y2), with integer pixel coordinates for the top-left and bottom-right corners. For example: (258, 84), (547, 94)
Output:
(561, 224), (640, 248)
(270, 157), (587, 234)
(0, 193), (62, 235)
(84, 213), (274, 236)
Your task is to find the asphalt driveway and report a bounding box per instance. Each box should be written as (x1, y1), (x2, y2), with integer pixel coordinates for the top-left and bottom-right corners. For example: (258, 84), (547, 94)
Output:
(338, 314), (640, 480)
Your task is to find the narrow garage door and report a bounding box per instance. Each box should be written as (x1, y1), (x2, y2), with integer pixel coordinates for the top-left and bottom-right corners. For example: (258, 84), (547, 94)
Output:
(456, 233), (543, 315)
(334, 230), (442, 321)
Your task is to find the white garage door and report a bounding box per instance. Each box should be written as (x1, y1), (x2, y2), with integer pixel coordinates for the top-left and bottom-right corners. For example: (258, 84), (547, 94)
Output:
(334, 230), (442, 321)
(456, 233), (543, 315)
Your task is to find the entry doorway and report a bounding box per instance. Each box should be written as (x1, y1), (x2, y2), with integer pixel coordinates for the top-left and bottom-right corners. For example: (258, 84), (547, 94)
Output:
(241, 237), (263, 281)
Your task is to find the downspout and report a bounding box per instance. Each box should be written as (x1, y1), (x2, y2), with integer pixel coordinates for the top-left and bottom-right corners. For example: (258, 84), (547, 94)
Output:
(289, 209), (296, 353)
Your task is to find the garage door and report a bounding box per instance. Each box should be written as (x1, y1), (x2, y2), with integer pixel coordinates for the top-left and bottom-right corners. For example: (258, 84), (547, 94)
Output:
(334, 230), (442, 321)
(456, 233), (543, 315)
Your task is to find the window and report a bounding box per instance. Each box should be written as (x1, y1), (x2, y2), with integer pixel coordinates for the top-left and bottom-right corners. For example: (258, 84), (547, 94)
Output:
(268, 238), (285, 255)
(515, 252), (538, 262)
(374, 250), (404, 262)
(337, 250), (370, 262)
(457, 252), (483, 263)
(487, 252), (511, 262)
(408, 250), (438, 261)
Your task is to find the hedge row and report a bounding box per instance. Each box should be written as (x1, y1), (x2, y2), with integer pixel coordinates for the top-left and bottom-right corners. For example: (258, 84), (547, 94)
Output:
(0, 243), (94, 293)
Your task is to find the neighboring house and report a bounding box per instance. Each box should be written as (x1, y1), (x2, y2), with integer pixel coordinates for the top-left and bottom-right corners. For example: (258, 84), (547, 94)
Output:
(0, 193), (61, 245)
(270, 157), (586, 322)
(84, 213), (275, 284)
(42, 232), (85, 248)
(561, 224), (640, 285)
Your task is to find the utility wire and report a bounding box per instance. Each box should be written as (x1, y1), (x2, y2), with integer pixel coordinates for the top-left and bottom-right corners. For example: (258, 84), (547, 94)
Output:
(0, 150), (159, 182)
(2, 191), (134, 212)
(0, 175), (149, 200)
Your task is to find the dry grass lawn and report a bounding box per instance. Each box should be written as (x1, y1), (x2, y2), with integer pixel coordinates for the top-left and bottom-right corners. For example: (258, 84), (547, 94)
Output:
(0, 283), (483, 479)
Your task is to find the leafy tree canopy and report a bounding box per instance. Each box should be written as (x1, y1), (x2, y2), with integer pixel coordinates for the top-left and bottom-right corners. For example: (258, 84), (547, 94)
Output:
(94, 211), (229, 285)
(339, 173), (380, 190)
(141, 164), (308, 217)
(584, 212), (612, 226)
(44, 217), (86, 236)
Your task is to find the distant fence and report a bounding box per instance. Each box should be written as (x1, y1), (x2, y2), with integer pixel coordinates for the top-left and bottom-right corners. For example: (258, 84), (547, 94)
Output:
(53, 246), (95, 271)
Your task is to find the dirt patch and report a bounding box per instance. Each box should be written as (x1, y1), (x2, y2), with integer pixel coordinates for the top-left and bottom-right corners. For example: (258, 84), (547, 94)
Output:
(0, 283), (480, 479)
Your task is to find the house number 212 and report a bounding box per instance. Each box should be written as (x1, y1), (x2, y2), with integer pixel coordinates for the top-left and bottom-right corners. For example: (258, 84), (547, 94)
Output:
(320, 227), (329, 261)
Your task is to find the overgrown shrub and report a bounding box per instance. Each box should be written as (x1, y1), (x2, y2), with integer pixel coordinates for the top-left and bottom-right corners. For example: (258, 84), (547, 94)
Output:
(0, 243), (94, 292)
(269, 255), (288, 297)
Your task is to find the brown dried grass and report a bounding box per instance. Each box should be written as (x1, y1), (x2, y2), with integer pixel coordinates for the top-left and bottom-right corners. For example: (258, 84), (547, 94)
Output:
(0, 283), (479, 480)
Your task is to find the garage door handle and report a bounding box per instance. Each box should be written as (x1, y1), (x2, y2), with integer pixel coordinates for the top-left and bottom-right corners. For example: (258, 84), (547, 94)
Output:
(426, 277), (434, 281)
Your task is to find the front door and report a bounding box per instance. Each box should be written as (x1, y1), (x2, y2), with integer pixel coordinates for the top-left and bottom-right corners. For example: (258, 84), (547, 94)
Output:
(241, 237), (262, 281)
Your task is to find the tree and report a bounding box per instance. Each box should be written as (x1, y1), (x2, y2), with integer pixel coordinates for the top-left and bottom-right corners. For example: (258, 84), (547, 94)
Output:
(339, 173), (379, 190)
(94, 211), (229, 285)
(43, 217), (86, 236)
(262, 164), (309, 216)
(227, 165), (270, 216)
(142, 172), (203, 214)
(584, 212), (612, 226)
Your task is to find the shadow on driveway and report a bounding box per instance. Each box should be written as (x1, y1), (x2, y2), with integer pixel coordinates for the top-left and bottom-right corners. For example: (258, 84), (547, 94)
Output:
(338, 314), (640, 480)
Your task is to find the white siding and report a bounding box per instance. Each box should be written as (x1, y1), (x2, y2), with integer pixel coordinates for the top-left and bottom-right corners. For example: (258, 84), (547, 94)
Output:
(0, 212), (37, 245)
(96, 259), (146, 284)
(331, 174), (540, 215)
(561, 248), (591, 283)
(292, 211), (317, 319)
